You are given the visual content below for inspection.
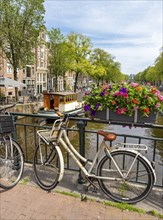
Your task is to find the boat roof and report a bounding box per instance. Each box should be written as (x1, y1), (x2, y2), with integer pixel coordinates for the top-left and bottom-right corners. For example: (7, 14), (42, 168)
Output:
(43, 91), (77, 96)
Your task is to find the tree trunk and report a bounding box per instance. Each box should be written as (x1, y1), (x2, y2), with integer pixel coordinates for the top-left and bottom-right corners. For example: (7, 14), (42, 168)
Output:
(13, 68), (18, 101)
(74, 72), (79, 92)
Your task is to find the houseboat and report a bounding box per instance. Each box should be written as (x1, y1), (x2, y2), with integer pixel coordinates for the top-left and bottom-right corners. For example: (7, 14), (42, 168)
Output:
(38, 91), (83, 118)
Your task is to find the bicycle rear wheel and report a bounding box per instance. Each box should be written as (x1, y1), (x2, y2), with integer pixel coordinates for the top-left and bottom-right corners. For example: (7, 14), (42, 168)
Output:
(97, 150), (154, 204)
(0, 138), (24, 189)
(33, 143), (63, 191)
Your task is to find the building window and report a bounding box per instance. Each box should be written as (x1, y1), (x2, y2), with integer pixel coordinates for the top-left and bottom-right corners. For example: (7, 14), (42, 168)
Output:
(32, 67), (34, 74)
(40, 62), (44, 68)
(7, 64), (12, 73)
(43, 74), (46, 81)
(41, 52), (44, 59)
(26, 66), (31, 77)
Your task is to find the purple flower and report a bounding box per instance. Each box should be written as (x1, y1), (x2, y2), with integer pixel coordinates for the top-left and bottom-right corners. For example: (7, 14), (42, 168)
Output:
(84, 104), (90, 112)
(91, 109), (96, 116)
(119, 88), (127, 94)
(100, 91), (105, 96)
(96, 103), (101, 109)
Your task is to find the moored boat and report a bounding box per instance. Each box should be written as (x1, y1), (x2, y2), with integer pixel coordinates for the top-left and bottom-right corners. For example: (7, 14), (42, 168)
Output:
(37, 91), (83, 120)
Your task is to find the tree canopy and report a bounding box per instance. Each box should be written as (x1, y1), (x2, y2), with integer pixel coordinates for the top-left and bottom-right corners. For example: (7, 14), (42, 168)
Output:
(66, 32), (93, 92)
(48, 28), (69, 91)
(135, 49), (163, 85)
(0, 0), (45, 98)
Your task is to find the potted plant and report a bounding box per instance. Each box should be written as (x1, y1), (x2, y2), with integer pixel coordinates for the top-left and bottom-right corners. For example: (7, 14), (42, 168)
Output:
(83, 82), (163, 123)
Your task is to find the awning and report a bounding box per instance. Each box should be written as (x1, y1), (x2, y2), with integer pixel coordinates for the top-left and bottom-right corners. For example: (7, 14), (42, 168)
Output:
(0, 77), (26, 88)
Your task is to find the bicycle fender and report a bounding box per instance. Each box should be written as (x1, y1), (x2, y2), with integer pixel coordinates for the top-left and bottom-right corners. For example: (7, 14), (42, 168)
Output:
(55, 145), (64, 182)
(111, 148), (156, 184)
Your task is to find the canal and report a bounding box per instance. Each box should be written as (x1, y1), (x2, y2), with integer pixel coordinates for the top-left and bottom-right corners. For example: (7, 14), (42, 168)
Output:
(15, 113), (163, 187)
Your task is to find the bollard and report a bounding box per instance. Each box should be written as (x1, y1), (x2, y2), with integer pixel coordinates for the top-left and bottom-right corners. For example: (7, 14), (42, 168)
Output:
(77, 120), (87, 184)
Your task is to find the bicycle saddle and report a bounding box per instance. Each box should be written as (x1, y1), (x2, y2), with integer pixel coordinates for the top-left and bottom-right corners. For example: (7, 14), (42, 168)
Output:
(97, 130), (117, 141)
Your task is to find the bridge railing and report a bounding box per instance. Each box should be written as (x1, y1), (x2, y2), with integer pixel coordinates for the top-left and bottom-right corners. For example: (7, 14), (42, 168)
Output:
(11, 112), (163, 188)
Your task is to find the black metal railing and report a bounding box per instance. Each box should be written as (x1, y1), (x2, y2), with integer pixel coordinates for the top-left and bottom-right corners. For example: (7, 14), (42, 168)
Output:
(11, 112), (163, 188)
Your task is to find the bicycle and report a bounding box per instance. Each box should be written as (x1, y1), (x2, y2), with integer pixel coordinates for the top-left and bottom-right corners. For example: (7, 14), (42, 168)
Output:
(0, 103), (24, 189)
(33, 112), (156, 204)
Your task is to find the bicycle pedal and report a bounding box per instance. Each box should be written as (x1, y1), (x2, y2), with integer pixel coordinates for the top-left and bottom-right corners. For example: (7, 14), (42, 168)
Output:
(81, 194), (87, 202)
(85, 182), (98, 194)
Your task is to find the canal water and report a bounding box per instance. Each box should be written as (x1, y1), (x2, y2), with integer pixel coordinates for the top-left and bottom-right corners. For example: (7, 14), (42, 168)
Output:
(16, 114), (163, 186)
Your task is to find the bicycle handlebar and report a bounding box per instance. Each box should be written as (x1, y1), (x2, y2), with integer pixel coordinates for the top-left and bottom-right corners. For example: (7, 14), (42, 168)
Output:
(0, 102), (18, 113)
(56, 110), (85, 120)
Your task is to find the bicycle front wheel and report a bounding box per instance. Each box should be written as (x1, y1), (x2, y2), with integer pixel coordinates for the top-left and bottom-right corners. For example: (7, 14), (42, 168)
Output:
(0, 138), (24, 189)
(33, 143), (63, 191)
(97, 150), (154, 204)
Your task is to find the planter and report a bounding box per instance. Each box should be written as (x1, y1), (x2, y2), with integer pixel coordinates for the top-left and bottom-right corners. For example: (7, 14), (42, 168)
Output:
(94, 109), (158, 124)
(135, 110), (158, 124)
(94, 109), (134, 122)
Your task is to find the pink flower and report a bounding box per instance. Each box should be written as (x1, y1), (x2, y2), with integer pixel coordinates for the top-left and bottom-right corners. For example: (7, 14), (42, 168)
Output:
(122, 107), (127, 113)
(131, 82), (138, 87)
(117, 109), (122, 114)
(158, 94), (163, 102)
(122, 93), (128, 98)
(155, 103), (160, 108)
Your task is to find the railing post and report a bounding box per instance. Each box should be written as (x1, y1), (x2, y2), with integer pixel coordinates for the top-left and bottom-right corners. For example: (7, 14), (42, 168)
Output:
(77, 120), (87, 184)
(13, 115), (17, 140)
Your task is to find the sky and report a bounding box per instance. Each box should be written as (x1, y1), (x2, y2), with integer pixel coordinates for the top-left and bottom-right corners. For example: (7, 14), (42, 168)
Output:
(44, 0), (163, 75)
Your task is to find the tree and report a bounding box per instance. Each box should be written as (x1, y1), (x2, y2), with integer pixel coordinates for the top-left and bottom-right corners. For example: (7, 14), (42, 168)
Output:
(66, 32), (92, 92)
(48, 28), (69, 91)
(0, 0), (45, 99)
(154, 51), (163, 83)
(90, 48), (123, 84)
(135, 49), (163, 85)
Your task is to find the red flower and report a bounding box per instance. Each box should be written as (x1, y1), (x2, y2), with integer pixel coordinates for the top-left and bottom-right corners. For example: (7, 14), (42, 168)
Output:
(132, 99), (139, 104)
(142, 107), (150, 113)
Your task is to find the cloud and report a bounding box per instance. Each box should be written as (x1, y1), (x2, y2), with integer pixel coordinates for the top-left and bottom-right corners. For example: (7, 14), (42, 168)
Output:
(44, 0), (162, 75)
(104, 46), (159, 75)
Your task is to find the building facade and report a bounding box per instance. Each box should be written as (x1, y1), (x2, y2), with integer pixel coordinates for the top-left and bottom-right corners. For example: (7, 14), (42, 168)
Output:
(0, 31), (48, 98)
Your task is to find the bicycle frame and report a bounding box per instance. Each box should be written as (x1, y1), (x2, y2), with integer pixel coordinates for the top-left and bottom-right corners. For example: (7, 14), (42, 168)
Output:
(57, 128), (144, 181)
(37, 117), (156, 183)
(0, 134), (14, 160)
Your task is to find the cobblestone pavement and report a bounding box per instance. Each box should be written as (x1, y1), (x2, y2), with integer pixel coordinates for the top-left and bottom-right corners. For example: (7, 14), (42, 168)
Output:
(0, 184), (161, 220)
(0, 166), (163, 220)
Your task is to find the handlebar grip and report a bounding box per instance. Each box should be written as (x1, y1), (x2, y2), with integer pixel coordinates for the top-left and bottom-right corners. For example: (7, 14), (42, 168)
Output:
(56, 111), (63, 117)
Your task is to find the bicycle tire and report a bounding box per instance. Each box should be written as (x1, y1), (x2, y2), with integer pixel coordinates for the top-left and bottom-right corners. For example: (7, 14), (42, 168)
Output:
(97, 150), (154, 204)
(33, 143), (63, 191)
(0, 138), (24, 189)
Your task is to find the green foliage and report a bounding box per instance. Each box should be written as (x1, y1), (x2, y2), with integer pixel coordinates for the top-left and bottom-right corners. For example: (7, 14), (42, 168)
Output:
(48, 28), (68, 90)
(103, 200), (146, 214)
(66, 32), (93, 92)
(148, 210), (163, 218)
(89, 48), (123, 84)
(135, 50), (163, 84)
(0, 0), (45, 78)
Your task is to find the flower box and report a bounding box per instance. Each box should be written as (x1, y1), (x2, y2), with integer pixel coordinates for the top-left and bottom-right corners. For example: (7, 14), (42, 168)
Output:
(94, 109), (158, 124)
(83, 82), (163, 124)
(94, 109), (134, 122)
(135, 110), (158, 124)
